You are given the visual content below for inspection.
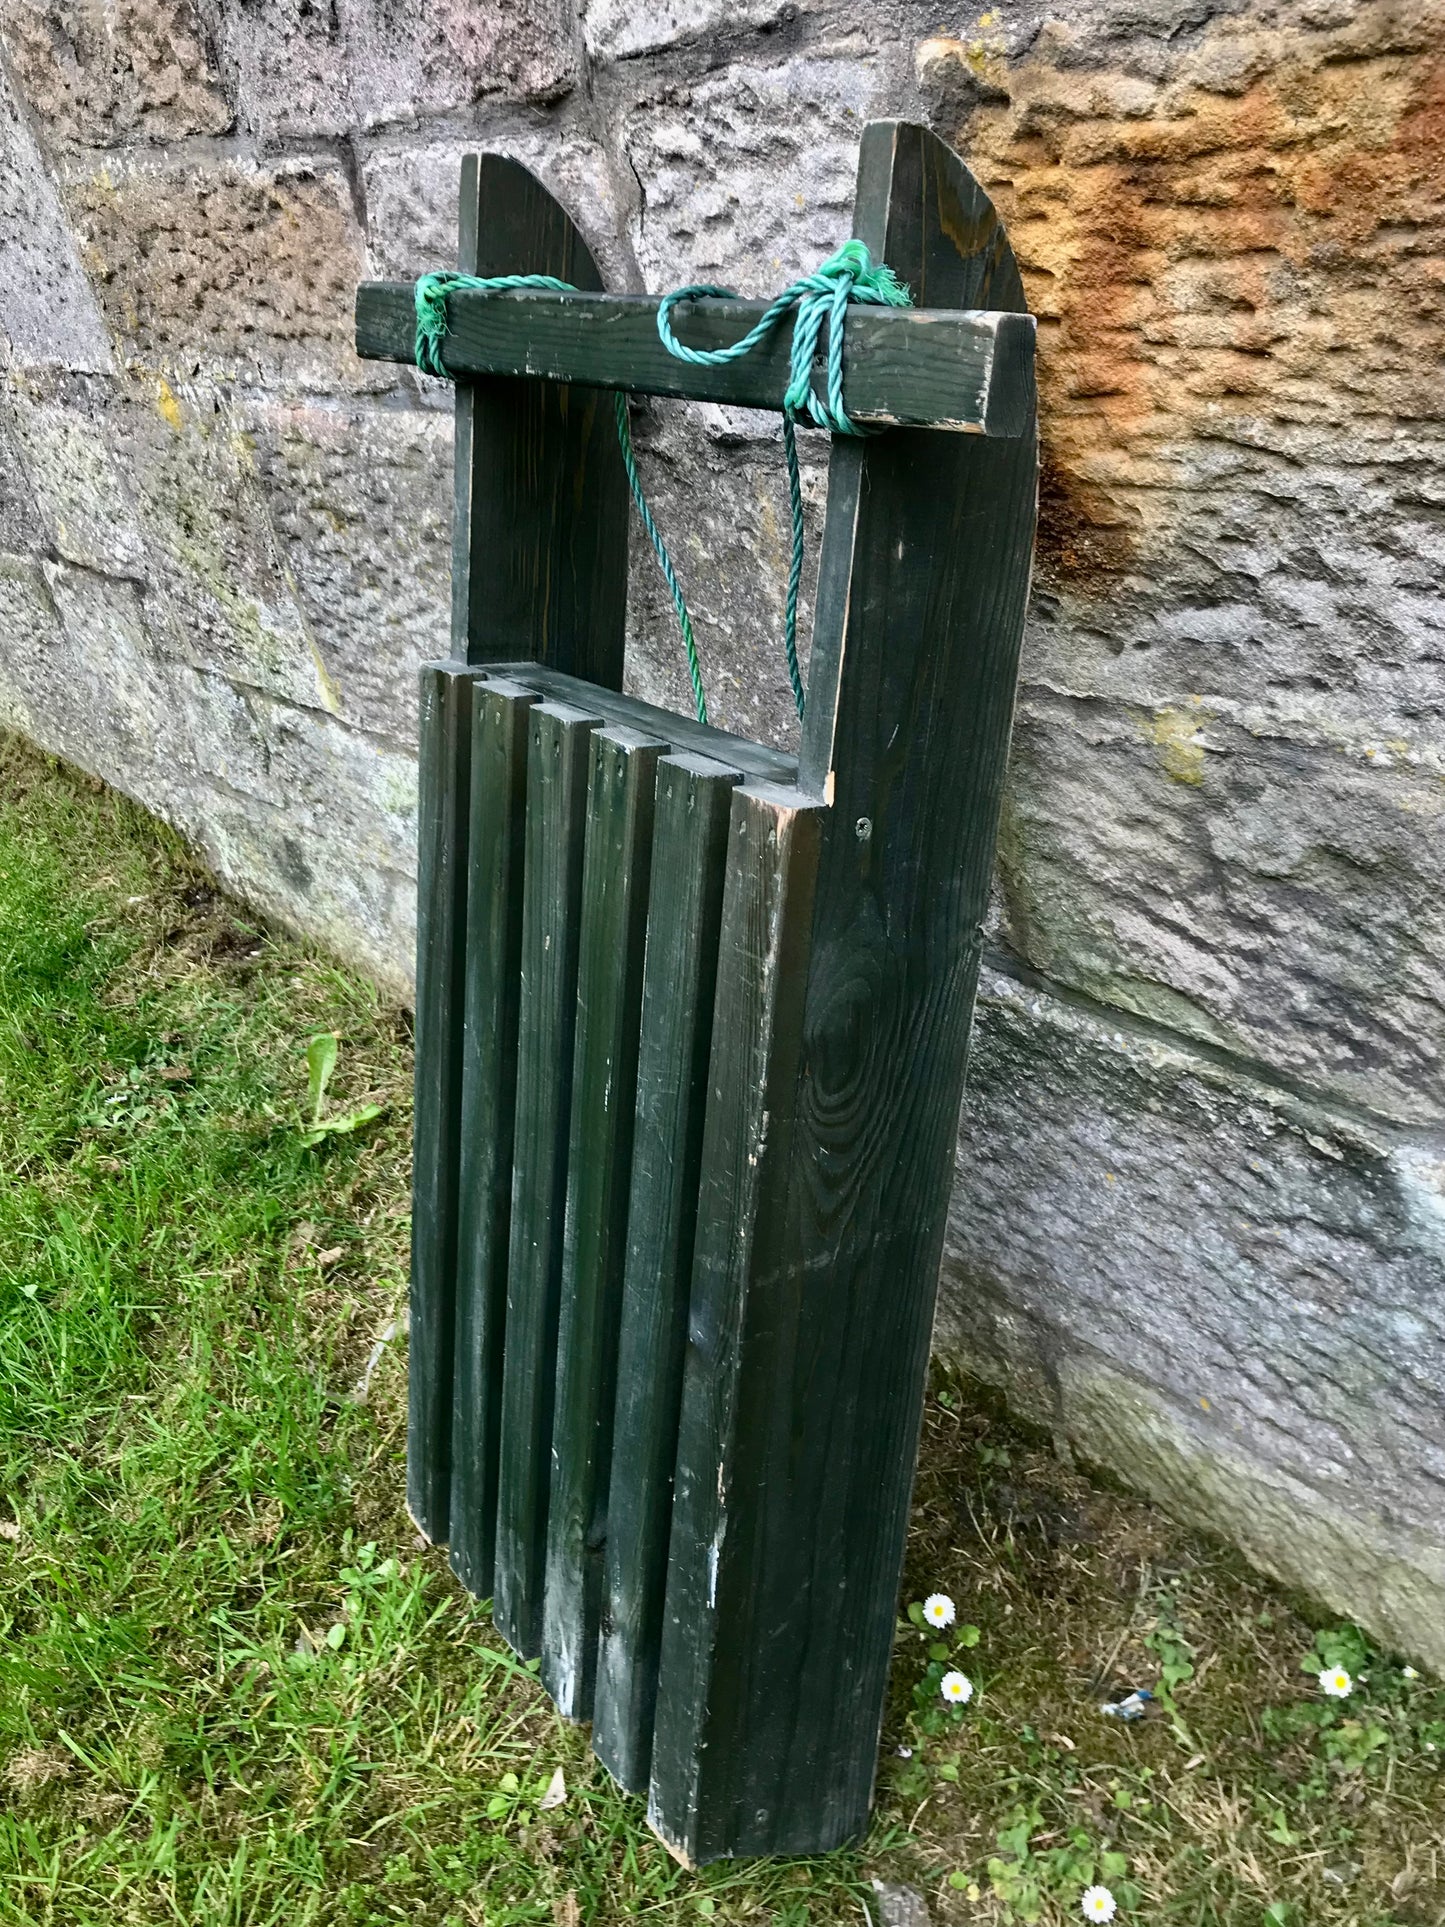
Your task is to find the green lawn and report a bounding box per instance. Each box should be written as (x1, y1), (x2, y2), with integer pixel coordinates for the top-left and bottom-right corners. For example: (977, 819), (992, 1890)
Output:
(2, 735), (1442, 1927)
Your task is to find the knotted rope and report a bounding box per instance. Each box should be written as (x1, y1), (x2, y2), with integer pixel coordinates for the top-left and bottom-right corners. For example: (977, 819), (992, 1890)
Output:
(414, 241), (911, 726)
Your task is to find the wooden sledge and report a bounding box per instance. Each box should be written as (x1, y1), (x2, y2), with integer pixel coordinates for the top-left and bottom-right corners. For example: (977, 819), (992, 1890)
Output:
(354, 117), (1037, 1861)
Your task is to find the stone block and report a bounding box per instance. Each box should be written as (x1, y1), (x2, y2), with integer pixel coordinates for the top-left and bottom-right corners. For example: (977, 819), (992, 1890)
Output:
(214, 0), (575, 141)
(941, 965), (1445, 1669)
(0, 388), (44, 551)
(0, 0), (231, 148)
(5, 374), (151, 578)
(361, 132), (630, 288)
(0, 555), (196, 814)
(620, 53), (887, 293)
(7, 369), (344, 714)
(581, 0), (801, 63)
(237, 395), (453, 743)
(924, 0), (1445, 738)
(618, 400), (826, 756)
(112, 376), (345, 708)
(169, 669), (419, 995)
(210, 0), (351, 140)
(64, 155), (370, 389)
(342, 0), (576, 127)
(0, 65), (113, 370)
(996, 691), (1445, 1124)
(0, 557), (63, 733)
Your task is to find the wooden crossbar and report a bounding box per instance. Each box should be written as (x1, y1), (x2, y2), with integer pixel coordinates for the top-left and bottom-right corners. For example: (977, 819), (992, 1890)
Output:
(354, 282), (1035, 436)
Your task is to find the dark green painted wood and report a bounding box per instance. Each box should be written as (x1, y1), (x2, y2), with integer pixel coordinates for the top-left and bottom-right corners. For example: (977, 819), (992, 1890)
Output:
(593, 751), (742, 1796)
(542, 727), (665, 1721)
(648, 122), (1039, 1860)
(408, 662), (475, 1544)
(450, 156), (630, 683)
(448, 679), (535, 1601)
(494, 700), (602, 1659)
(358, 280), (1035, 436)
(482, 664), (795, 787)
(647, 779), (824, 1854)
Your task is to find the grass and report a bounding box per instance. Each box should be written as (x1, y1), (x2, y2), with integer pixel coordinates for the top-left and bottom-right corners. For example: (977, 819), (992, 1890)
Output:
(0, 733), (1442, 1927)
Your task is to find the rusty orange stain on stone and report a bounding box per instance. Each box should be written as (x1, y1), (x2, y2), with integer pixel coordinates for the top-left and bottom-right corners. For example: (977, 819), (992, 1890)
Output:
(921, 2), (1445, 595)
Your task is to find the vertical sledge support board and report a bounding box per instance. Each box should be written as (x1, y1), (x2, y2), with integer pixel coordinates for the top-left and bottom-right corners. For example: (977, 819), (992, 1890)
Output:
(408, 663), (474, 1543)
(593, 752), (742, 1794)
(647, 122), (1038, 1859)
(451, 155), (630, 679)
(449, 678), (535, 1599)
(543, 727), (665, 1720)
(495, 700), (602, 1657)
(411, 152), (629, 1547)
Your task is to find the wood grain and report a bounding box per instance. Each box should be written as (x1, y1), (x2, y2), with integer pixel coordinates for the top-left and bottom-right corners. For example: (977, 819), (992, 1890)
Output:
(593, 752), (742, 1794)
(448, 679), (535, 1601)
(408, 662), (474, 1545)
(494, 700), (601, 1659)
(450, 157), (630, 683)
(647, 779), (824, 1855)
(358, 280), (1035, 436)
(543, 727), (665, 1721)
(482, 664), (795, 788)
(646, 121), (1039, 1860)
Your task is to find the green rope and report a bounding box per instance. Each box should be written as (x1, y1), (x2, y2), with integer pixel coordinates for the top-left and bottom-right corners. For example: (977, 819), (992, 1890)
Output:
(414, 241), (911, 726)
(417, 270), (711, 721)
(610, 391), (708, 728)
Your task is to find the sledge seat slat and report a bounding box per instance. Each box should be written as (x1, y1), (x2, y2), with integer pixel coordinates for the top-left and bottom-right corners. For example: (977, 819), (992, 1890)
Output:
(482, 664), (796, 786)
(408, 663), (475, 1544)
(448, 679), (535, 1600)
(494, 700), (601, 1657)
(593, 751), (742, 1793)
(543, 726), (665, 1720)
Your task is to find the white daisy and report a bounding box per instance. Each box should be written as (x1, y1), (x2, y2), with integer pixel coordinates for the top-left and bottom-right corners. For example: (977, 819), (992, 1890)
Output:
(1320, 1667), (1352, 1699)
(924, 1593), (956, 1629)
(940, 1670), (973, 1705)
(1404, 1666), (1419, 1681)
(1081, 1886), (1117, 1922)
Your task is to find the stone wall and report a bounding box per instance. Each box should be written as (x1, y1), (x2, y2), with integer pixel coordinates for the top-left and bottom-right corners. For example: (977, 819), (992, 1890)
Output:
(1, 0), (1442, 1661)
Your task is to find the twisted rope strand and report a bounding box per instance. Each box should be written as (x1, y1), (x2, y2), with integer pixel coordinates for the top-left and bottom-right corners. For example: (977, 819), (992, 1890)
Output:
(414, 241), (911, 726)
(611, 393), (708, 728)
(656, 239), (911, 716)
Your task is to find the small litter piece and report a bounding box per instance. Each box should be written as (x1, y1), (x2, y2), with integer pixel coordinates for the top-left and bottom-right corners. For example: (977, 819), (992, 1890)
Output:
(1100, 1689), (1154, 1722)
(539, 1766), (567, 1811)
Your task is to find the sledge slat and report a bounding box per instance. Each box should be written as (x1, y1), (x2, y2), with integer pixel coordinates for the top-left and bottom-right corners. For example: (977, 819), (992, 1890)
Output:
(647, 780), (823, 1856)
(407, 662), (474, 1544)
(594, 751), (741, 1795)
(542, 727), (665, 1720)
(448, 679), (535, 1600)
(494, 700), (602, 1657)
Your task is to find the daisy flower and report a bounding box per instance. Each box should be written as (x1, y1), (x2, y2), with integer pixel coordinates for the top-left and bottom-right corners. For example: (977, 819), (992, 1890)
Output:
(1320, 1667), (1352, 1699)
(940, 1670), (973, 1705)
(1081, 1886), (1117, 1922)
(1404, 1666), (1419, 1681)
(923, 1593), (956, 1629)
